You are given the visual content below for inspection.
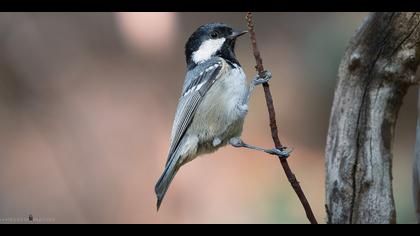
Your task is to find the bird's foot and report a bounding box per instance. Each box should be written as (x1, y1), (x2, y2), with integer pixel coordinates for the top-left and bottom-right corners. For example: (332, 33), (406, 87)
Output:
(252, 70), (272, 86)
(265, 147), (293, 158)
(229, 137), (245, 147)
(230, 137), (292, 158)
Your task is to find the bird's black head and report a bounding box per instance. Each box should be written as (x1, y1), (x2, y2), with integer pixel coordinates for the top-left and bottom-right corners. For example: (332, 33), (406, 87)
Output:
(185, 23), (247, 69)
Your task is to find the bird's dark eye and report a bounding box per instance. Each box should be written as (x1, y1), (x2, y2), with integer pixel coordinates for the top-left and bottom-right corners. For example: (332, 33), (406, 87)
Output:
(210, 31), (219, 39)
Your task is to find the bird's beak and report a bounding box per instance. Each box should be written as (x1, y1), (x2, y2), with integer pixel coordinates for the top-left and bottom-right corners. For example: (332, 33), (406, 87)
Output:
(228, 30), (248, 39)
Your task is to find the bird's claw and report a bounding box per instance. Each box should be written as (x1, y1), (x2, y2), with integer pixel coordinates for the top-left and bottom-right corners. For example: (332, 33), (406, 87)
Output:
(265, 147), (293, 158)
(252, 70), (272, 86)
(229, 137), (244, 147)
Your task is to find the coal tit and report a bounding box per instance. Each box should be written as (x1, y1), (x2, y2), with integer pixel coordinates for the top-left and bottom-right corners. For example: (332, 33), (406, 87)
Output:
(155, 23), (289, 210)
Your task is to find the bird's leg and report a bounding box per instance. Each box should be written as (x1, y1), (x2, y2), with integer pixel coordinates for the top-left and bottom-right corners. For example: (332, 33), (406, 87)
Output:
(245, 70), (272, 104)
(238, 70), (290, 158)
(229, 137), (291, 158)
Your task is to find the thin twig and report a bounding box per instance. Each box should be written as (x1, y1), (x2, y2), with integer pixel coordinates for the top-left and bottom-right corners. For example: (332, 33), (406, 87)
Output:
(245, 12), (318, 224)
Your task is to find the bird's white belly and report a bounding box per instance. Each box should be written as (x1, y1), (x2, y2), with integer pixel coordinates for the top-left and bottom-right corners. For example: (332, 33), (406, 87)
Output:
(218, 66), (248, 122)
(188, 65), (248, 155)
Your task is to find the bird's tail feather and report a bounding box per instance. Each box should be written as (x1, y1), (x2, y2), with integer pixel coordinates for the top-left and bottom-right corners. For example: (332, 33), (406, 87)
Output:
(155, 156), (179, 211)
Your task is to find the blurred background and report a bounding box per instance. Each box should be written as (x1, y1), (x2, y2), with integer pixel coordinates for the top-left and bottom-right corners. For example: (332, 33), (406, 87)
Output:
(0, 12), (417, 224)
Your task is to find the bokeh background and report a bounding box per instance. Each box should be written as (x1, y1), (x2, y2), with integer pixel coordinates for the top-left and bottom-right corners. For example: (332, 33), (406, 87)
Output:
(0, 12), (417, 224)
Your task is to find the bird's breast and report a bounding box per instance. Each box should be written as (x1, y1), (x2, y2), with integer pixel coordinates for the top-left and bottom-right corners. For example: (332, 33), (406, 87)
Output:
(189, 62), (248, 148)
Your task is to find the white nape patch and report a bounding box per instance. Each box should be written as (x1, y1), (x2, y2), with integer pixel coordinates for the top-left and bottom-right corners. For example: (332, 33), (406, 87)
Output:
(192, 38), (226, 64)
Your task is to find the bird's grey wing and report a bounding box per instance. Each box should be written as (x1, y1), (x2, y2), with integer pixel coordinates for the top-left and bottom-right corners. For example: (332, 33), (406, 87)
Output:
(165, 61), (223, 166)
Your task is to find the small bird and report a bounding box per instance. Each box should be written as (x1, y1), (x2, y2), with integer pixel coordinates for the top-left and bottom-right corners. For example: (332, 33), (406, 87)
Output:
(155, 23), (290, 210)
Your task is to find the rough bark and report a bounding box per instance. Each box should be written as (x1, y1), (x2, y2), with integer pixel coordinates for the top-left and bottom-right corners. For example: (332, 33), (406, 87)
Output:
(326, 12), (420, 224)
(415, 86), (420, 224)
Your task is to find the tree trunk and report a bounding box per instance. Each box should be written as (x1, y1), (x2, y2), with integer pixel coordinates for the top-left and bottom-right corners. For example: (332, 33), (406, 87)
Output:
(326, 12), (420, 224)
(415, 86), (420, 224)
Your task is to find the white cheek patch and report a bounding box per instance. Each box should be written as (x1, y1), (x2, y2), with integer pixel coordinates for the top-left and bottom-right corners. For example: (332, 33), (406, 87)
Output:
(192, 38), (225, 64)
